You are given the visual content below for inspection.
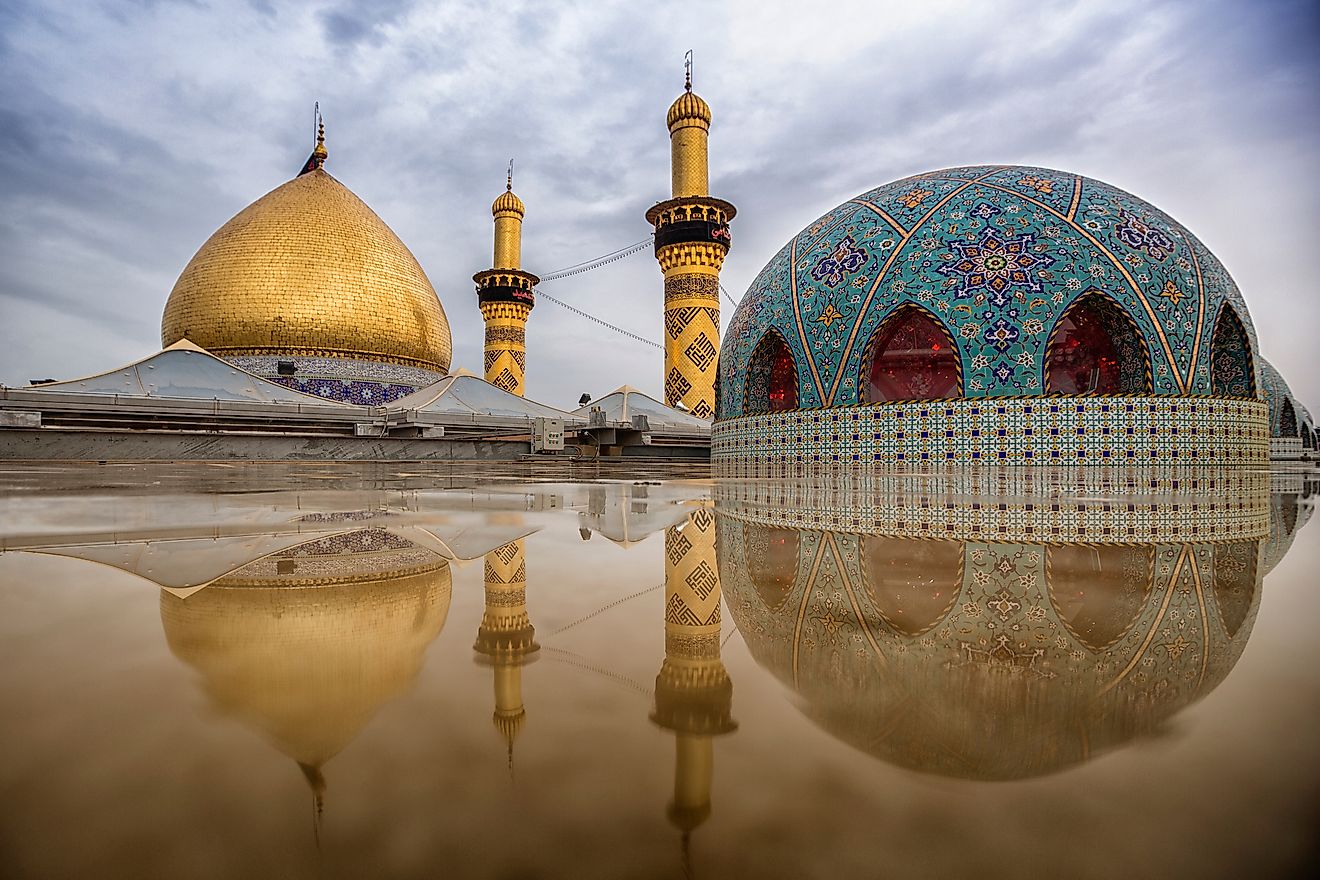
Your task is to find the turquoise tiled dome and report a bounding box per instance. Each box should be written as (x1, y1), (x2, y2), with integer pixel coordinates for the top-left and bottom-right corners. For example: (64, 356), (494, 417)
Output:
(720, 165), (1261, 417)
(1260, 358), (1304, 438)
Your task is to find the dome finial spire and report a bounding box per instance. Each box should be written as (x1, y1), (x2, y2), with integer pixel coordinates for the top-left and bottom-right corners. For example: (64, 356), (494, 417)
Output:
(313, 103), (327, 168)
(507, 157), (514, 192)
(684, 49), (693, 92)
(298, 102), (327, 176)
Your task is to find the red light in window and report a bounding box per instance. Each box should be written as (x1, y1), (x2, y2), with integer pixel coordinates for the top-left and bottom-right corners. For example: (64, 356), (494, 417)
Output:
(864, 309), (961, 402)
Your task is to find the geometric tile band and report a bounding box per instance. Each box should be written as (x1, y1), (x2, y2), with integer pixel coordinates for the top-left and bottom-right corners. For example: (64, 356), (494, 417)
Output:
(713, 395), (1269, 471)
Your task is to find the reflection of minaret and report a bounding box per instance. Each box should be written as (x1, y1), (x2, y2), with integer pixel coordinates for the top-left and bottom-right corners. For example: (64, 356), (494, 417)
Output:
(474, 538), (538, 770)
(646, 54), (735, 418)
(651, 508), (736, 871)
(475, 162), (539, 395)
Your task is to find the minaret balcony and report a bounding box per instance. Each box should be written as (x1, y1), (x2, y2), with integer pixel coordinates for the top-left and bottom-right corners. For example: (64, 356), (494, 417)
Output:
(474, 268), (539, 307)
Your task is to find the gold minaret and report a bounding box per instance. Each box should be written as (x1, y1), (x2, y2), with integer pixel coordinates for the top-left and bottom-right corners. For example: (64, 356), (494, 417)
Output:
(474, 538), (538, 769)
(475, 163), (539, 395)
(651, 508), (736, 869)
(645, 54), (735, 419)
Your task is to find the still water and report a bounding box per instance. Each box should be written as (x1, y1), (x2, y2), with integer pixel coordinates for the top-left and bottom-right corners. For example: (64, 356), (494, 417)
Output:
(0, 463), (1317, 879)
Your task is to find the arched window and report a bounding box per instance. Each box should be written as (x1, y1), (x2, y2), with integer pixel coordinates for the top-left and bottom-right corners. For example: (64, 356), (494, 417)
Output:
(1044, 293), (1151, 394)
(1210, 306), (1255, 397)
(1280, 398), (1297, 437)
(744, 331), (798, 414)
(861, 305), (961, 402)
(744, 524), (799, 612)
(1047, 545), (1153, 652)
(861, 537), (962, 636)
(1212, 541), (1257, 639)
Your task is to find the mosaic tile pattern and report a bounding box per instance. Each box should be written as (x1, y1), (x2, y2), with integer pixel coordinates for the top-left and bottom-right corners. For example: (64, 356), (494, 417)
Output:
(719, 165), (1260, 416)
(661, 247), (724, 419)
(1259, 357), (1309, 439)
(712, 471), (1271, 544)
(217, 528), (447, 585)
(713, 396), (1269, 471)
(230, 355), (446, 404)
(1262, 491), (1306, 575)
(716, 519), (1263, 778)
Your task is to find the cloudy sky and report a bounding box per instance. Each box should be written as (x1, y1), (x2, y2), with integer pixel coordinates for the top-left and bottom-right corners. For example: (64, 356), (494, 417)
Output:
(1, 0), (1317, 410)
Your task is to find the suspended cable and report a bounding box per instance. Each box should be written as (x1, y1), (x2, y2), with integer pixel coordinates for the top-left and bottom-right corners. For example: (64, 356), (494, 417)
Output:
(539, 647), (653, 698)
(538, 291), (663, 349)
(542, 242), (639, 277)
(532, 233), (739, 348)
(548, 582), (663, 636)
(720, 282), (739, 309)
(539, 237), (653, 281)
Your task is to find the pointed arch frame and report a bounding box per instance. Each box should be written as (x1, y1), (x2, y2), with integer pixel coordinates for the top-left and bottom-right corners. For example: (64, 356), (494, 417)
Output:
(1209, 303), (1257, 398)
(858, 535), (964, 638)
(743, 327), (800, 416)
(1043, 289), (1153, 395)
(858, 302), (964, 403)
(1279, 397), (1298, 438)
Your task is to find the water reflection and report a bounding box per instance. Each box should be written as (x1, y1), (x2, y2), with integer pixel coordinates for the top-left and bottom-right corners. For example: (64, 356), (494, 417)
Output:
(717, 509), (1266, 779)
(653, 508), (736, 868)
(474, 535), (538, 768)
(160, 525), (453, 828)
(1, 470), (1315, 878)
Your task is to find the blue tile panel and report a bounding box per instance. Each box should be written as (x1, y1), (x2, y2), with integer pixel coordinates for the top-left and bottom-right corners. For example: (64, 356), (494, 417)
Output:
(719, 165), (1262, 416)
(229, 355), (446, 404)
(712, 396), (1269, 471)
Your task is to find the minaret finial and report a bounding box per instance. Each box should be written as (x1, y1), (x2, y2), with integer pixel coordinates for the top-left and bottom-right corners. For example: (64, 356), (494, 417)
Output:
(684, 49), (693, 92)
(507, 157), (514, 192)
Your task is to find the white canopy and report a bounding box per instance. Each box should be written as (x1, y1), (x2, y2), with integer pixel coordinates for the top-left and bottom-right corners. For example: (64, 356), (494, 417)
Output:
(574, 386), (710, 432)
(21, 340), (346, 405)
(391, 371), (577, 421)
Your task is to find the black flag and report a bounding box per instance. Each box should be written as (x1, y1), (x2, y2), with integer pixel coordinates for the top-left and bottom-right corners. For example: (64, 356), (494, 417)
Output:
(299, 102), (324, 175)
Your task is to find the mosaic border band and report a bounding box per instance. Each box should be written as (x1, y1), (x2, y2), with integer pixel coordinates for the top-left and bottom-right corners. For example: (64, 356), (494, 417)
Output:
(712, 395), (1268, 472)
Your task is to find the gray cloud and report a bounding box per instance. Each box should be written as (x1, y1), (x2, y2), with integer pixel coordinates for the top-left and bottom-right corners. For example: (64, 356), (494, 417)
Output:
(1, 0), (1317, 411)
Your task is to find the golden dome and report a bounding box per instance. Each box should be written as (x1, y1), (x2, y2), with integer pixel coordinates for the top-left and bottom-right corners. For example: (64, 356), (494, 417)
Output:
(492, 186), (525, 218)
(667, 89), (711, 131)
(162, 168), (452, 372)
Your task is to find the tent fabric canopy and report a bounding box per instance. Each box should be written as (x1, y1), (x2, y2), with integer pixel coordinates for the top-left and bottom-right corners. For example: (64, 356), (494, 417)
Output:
(574, 386), (710, 431)
(21, 341), (348, 405)
(393, 373), (577, 420)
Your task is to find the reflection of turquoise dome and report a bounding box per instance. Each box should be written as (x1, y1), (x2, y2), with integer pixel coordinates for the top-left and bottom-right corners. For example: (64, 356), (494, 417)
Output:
(719, 165), (1260, 417)
(718, 518), (1263, 779)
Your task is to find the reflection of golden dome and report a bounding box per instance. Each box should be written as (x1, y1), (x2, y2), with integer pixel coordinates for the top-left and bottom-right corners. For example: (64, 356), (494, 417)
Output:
(667, 89), (711, 131)
(492, 187), (525, 218)
(161, 550), (451, 771)
(161, 169), (452, 372)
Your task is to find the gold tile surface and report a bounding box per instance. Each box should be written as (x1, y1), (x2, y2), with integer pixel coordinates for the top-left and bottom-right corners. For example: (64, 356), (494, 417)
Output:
(161, 169), (452, 372)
